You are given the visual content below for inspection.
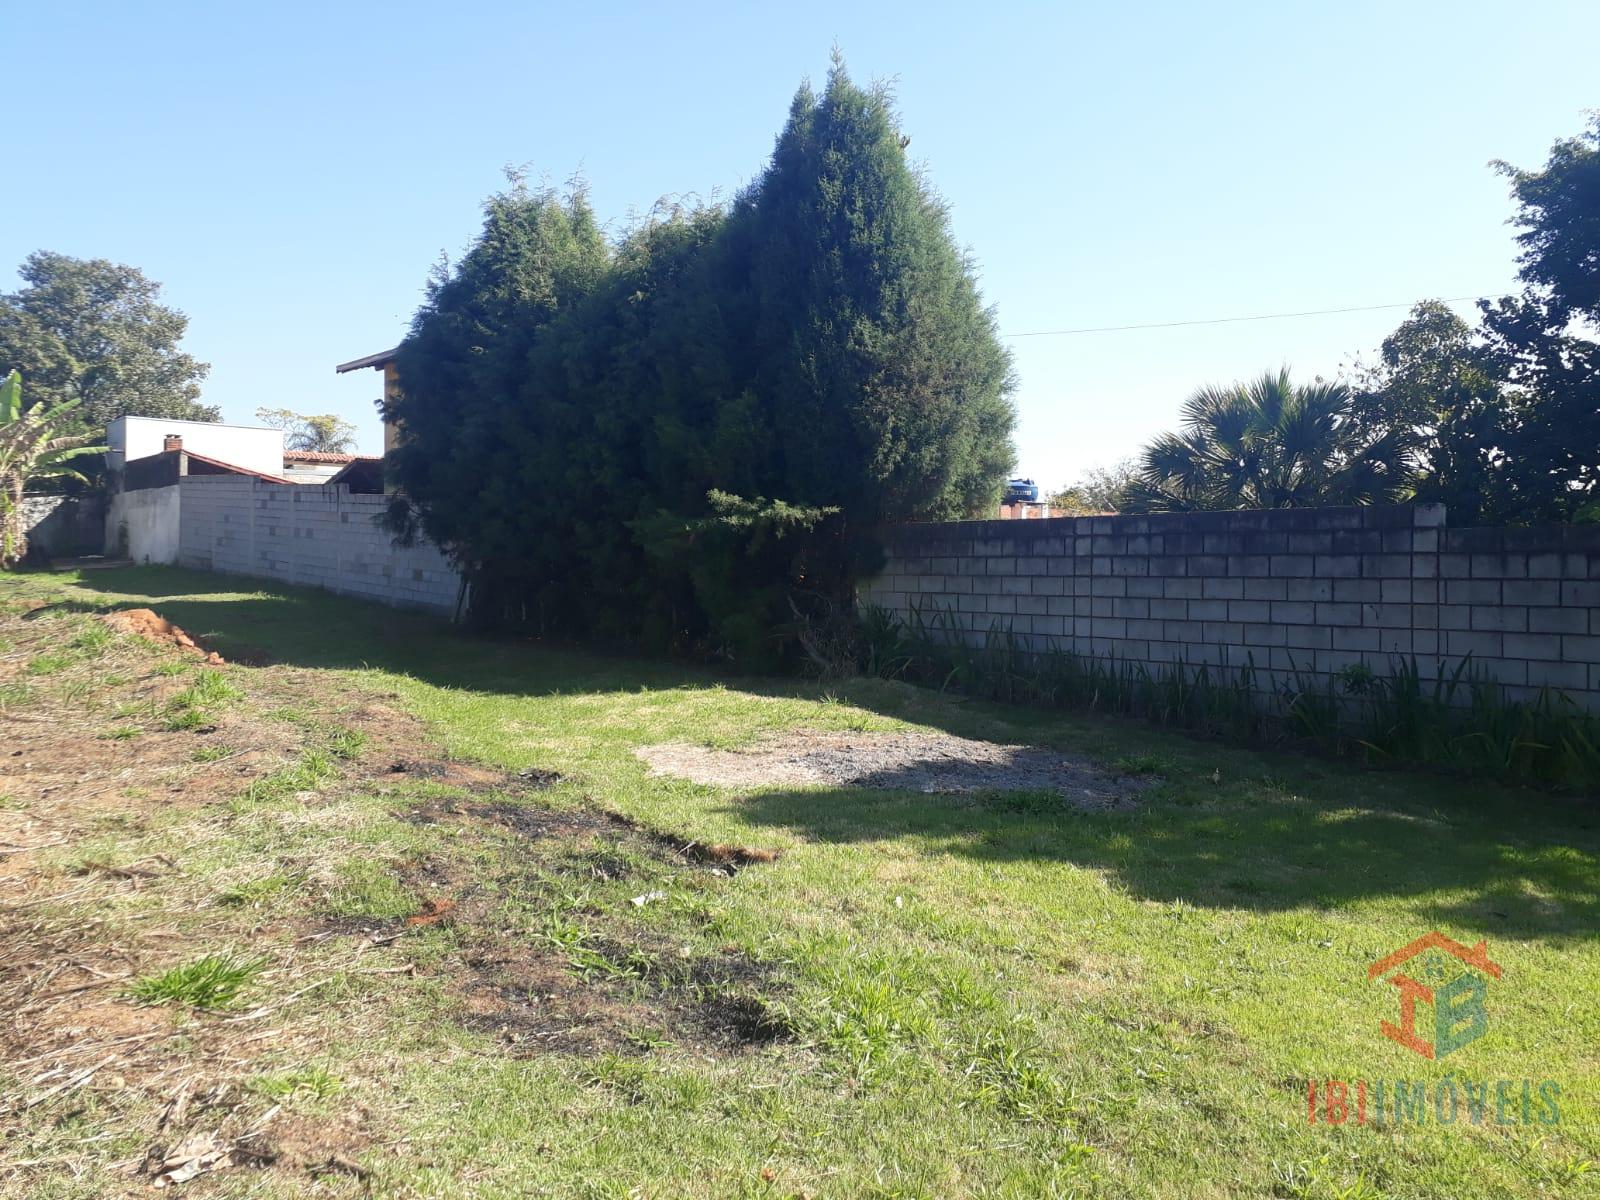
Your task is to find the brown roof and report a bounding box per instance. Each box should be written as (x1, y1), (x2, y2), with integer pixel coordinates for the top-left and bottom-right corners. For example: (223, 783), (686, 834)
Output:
(182, 450), (295, 485)
(283, 451), (373, 464)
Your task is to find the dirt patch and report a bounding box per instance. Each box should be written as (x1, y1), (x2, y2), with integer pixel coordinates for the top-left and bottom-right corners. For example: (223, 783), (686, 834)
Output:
(406, 796), (623, 842)
(388, 758), (563, 792)
(0, 595), (442, 1193)
(638, 730), (1145, 808)
(100, 607), (226, 665)
(402, 797), (795, 1057)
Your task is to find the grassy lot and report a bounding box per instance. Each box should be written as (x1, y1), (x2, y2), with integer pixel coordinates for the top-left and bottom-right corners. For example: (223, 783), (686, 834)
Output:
(2, 565), (1597, 1199)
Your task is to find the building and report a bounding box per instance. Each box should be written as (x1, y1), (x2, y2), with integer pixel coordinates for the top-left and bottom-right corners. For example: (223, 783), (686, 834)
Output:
(107, 415), (283, 481)
(105, 416), (379, 563)
(281, 450), (377, 484)
(334, 348), (403, 463)
(106, 434), (293, 564)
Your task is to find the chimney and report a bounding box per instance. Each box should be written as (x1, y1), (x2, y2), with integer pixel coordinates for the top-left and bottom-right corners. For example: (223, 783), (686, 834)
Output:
(163, 434), (183, 452)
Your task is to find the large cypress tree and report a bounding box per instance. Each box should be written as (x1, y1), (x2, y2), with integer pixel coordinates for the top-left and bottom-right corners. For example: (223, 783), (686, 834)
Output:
(743, 65), (1016, 527)
(388, 64), (1015, 662)
(386, 178), (608, 585)
(634, 63), (1016, 660)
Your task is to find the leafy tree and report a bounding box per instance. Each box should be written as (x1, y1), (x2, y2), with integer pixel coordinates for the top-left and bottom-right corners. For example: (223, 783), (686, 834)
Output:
(0, 372), (105, 566)
(1050, 460), (1136, 514)
(254, 408), (358, 453)
(1493, 115), (1600, 323)
(0, 252), (214, 429)
(1123, 369), (1414, 512)
(1349, 301), (1513, 523)
(1477, 294), (1599, 522)
(1474, 117), (1600, 522)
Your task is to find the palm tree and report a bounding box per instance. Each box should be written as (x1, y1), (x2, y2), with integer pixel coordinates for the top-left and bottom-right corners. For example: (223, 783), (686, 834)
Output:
(0, 371), (105, 566)
(1121, 369), (1415, 512)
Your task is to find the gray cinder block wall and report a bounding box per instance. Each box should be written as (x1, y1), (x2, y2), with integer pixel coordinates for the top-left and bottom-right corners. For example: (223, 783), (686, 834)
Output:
(177, 475), (460, 614)
(21, 494), (104, 557)
(860, 504), (1600, 710)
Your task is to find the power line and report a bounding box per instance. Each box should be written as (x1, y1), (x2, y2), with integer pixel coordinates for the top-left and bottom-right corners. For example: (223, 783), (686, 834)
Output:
(1003, 294), (1498, 339)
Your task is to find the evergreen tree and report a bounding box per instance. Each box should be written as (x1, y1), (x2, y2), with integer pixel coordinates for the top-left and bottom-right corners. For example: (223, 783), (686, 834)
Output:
(385, 178), (609, 581)
(742, 65), (1015, 530)
(387, 64), (1016, 663)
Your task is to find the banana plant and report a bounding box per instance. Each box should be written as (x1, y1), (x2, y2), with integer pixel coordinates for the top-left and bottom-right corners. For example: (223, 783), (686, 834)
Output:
(0, 371), (106, 567)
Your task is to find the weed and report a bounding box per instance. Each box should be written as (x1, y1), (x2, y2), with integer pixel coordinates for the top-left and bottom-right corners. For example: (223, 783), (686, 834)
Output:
(70, 624), (113, 654)
(249, 1065), (341, 1100)
(25, 653), (71, 676)
(236, 749), (337, 810)
(966, 1024), (1074, 1123)
(104, 726), (142, 741)
(1113, 753), (1172, 777)
(216, 872), (294, 907)
(326, 727), (368, 760)
(128, 952), (266, 1010)
(152, 660), (187, 677)
(171, 670), (242, 709)
(163, 707), (209, 732)
(190, 745), (231, 763)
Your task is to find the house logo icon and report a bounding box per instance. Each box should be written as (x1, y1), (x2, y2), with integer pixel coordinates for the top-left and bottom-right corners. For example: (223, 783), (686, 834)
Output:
(1367, 932), (1502, 1059)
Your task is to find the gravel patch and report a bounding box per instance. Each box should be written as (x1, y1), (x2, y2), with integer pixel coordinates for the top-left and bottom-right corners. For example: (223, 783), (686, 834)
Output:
(637, 730), (1144, 809)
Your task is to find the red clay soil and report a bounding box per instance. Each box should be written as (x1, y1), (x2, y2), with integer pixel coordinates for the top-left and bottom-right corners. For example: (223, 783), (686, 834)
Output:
(100, 608), (226, 665)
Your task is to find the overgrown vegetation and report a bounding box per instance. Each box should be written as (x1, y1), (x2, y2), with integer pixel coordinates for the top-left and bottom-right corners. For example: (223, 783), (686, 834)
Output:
(860, 602), (1600, 791)
(388, 57), (1015, 665)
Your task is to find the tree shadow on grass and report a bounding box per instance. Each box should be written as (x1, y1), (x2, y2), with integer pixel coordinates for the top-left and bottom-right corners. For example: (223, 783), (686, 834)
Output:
(719, 777), (1600, 946)
(63, 565), (721, 696)
(58, 566), (1600, 941)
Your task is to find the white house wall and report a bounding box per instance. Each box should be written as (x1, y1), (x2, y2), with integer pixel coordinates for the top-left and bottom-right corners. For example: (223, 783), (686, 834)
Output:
(107, 417), (283, 477)
(106, 484), (181, 564)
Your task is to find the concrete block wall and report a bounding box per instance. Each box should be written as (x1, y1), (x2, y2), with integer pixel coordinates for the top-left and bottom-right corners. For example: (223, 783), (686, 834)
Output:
(861, 504), (1600, 710)
(177, 475), (460, 614)
(21, 494), (104, 557)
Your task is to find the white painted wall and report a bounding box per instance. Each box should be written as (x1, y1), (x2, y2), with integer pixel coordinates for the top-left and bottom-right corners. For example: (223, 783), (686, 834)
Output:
(106, 484), (182, 564)
(107, 416), (283, 475)
(282, 463), (344, 484)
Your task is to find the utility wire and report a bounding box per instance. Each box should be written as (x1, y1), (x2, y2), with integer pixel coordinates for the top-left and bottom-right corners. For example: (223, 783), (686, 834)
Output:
(1003, 294), (1499, 339)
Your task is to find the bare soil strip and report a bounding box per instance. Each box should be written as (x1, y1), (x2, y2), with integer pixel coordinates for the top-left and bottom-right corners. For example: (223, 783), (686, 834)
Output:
(638, 729), (1146, 808)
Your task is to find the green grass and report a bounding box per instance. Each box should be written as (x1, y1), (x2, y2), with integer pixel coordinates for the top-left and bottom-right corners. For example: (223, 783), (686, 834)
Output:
(127, 951), (266, 1010)
(248, 1065), (342, 1101)
(70, 623), (114, 653)
(7, 565), (1600, 1199)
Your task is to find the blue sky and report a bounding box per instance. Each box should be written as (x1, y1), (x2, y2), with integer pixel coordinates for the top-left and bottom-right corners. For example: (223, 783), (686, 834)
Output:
(5, 1), (1596, 488)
